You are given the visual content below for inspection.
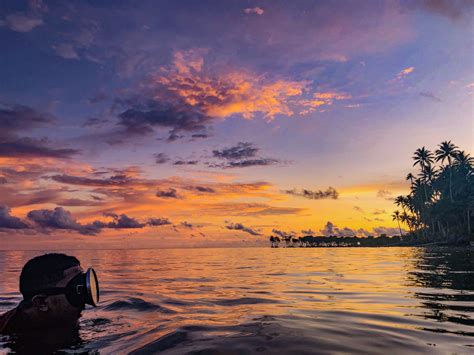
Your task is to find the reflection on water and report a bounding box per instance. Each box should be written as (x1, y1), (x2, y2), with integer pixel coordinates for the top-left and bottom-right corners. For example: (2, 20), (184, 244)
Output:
(0, 247), (472, 354)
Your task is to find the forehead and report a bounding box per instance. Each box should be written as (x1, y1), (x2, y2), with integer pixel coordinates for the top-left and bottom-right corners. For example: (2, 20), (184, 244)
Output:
(58, 265), (84, 286)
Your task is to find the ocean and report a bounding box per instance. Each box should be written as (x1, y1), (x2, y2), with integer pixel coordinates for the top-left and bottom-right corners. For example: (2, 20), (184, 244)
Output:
(0, 247), (473, 354)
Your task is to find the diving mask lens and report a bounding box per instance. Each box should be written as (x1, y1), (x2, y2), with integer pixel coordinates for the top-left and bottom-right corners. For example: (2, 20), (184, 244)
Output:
(85, 267), (100, 307)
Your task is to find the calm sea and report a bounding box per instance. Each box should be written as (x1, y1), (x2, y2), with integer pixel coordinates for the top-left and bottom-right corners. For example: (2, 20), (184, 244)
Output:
(0, 247), (473, 354)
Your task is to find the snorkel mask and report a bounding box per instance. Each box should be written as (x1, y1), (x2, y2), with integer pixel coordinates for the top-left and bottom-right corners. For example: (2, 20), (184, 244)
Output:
(64, 268), (100, 308)
(27, 268), (100, 308)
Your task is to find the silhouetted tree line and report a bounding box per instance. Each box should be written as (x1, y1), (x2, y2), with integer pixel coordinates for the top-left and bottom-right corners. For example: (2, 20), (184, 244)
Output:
(269, 141), (473, 248)
(393, 141), (473, 245)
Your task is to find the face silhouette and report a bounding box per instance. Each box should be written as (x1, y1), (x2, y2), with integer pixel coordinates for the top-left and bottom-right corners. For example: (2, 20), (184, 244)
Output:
(36, 265), (85, 326)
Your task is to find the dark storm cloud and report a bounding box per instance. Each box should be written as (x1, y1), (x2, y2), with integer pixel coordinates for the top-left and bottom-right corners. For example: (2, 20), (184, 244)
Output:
(154, 153), (170, 164)
(0, 206), (29, 229)
(225, 222), (261, 236)
(0, 138), (80, 158)
(212, 142), (259, 160)
(0, 177), (7, 184)
(156, 188), (180, 199)
(27, 207), (100, 235)
(285, 187), (339, 200)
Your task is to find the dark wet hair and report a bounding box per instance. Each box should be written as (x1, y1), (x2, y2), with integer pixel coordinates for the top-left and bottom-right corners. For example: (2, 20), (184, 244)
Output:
(19, 253), (80, 300)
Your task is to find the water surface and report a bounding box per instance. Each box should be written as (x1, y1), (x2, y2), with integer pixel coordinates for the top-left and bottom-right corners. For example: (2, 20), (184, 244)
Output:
(0, 247), (473, 354)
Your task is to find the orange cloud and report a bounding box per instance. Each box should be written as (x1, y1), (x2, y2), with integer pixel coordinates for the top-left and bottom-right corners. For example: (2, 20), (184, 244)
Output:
(396, 66), (415, 80)
(298, 91), (351, 115)
(151, 49), (308, 120)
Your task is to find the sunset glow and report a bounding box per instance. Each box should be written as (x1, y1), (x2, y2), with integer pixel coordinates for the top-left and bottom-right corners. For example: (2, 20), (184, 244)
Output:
(0, 0), (472, 249)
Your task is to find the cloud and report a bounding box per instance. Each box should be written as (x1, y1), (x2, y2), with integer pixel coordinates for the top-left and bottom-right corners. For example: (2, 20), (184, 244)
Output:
(244, 7), (264, 15)
(272, 229), (293, 238)
(156, 188), (180, 199)
(193, 186), (215, 193)
(0, 138), (80, 159)
(0, 103), (53, 139)
(211, 142), (280, 168)
(116, 99), (212, 139)
(52, 43), (79, 60)
(56, 198), (103, 207)
(27, 207), (100, 235)
(4, 13), (43, 32)
(395, 67), (415, 80)
(226, 222), (261, 236)
(51, 173), (136, 187)
(0, 206), (29, 229)
(301, 229), (316, 235)
(88, 91), (108, 104)
(372, 209), (386, 215)
(173, 160), (199, 166)
(419, 92), (441, 102)
(191, 133), (209, 139)
(285, 187), (339, 200)
(372, 226), (404, 235)
(213, 142), (258, 160)
(414, 0), (474, 20)
(180, 221), (193, 229)
(376, 189), (393, 200)
(0, 104), (79, 158)
(98, 213), (144, 229)
(154, 153), (170, 164)
(298, 92), (351, 115)
(147, 217), (172, 226)
(319, 221), (404, 237)
(220, 158), (280, 168)
(353, 206), (364, 213)
(141, 49), (307, 124)
(320, 221), (364, 237)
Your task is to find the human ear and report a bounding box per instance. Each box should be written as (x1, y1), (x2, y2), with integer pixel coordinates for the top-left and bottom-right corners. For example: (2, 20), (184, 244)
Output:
(31, 295), (49, 312)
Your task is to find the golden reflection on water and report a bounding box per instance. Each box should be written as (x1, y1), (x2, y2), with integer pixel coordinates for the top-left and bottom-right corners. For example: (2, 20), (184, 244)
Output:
(0, 247), (472, 353)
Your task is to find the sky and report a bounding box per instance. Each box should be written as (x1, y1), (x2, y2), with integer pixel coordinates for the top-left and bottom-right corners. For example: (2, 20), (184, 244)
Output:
(0, 0), (473, 249)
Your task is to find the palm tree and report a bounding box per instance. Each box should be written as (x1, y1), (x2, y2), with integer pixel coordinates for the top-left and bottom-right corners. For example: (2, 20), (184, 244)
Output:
(435, 140), (458, 202)
(406, 173), (415, 187)
(392, 210), (403, 237)
(413, 147), (434, 170)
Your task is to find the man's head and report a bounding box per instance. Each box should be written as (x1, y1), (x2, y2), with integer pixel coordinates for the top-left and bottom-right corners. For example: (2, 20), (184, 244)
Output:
(19, 253), (84, 326)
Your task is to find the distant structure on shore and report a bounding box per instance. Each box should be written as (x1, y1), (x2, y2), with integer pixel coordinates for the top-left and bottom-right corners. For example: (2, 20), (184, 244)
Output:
(269, 234), (400, 248)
